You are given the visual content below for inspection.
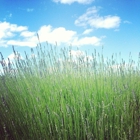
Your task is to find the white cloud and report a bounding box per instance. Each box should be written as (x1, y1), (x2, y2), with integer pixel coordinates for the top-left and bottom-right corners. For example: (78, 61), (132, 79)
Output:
(0, 40), (7, 47)
(75, 6), (121, 29)
(89, 16), (120, 29)
(0, 21), (27, 39)
(0, 21), (36, 47)
(10, 25), (28, 32)
(37, 25), (103, 46)
(53, 0), (94, 4)
(0, 21), (103, 48)
(37, 25), (77, 45)
(20, 31), (36, 37)
(82, 29), (93, 35)
(27, 8), (34, 12)
(7, 40), (36, 47)
(75, 7), (99, 27)
(73, 36), (101, 46)
(37, 25), (102, 46)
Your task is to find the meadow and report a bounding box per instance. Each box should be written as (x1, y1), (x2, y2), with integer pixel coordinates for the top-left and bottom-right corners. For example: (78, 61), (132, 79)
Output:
(0, 41), (140, 140)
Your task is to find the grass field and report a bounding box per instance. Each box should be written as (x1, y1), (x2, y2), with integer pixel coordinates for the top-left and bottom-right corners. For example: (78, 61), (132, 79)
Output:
(0, 42), (140, 140)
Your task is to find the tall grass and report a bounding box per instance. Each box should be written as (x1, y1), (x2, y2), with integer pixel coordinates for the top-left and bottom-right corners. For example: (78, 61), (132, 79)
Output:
(0, 42), (140, 140)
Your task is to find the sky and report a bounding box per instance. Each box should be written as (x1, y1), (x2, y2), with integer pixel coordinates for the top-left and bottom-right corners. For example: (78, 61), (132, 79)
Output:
(0, 0), (140, 72)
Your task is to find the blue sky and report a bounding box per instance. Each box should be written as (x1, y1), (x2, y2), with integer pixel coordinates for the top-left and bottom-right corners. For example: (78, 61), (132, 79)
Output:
(0, 0), (140, 72)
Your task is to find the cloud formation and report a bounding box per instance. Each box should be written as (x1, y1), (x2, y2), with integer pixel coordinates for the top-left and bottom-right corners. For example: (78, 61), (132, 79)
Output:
(20, 31), (36, 37)
(75, 6), (121, 29)
(82, 29), (93, 35)
(37, 25), (77, 45)
(7, 40), (36, 47)
(72, 36), (101, 46)
(0, 22), (27, 38)
(53, 0), (94, 4)
(0, 21), (37, 47)
(0, 21), (28, 47)
(0, 21), (103, 48)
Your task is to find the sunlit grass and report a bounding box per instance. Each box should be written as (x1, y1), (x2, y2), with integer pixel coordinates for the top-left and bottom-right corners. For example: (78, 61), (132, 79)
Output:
(0, 42), (140, 140)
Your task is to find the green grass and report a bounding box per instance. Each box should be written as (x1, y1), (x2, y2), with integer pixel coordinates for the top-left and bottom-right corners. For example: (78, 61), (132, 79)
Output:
(0, 43), (140, 140)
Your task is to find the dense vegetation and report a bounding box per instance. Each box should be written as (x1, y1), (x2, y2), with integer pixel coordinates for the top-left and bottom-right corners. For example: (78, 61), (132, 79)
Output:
(0, 42), (140, 140)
